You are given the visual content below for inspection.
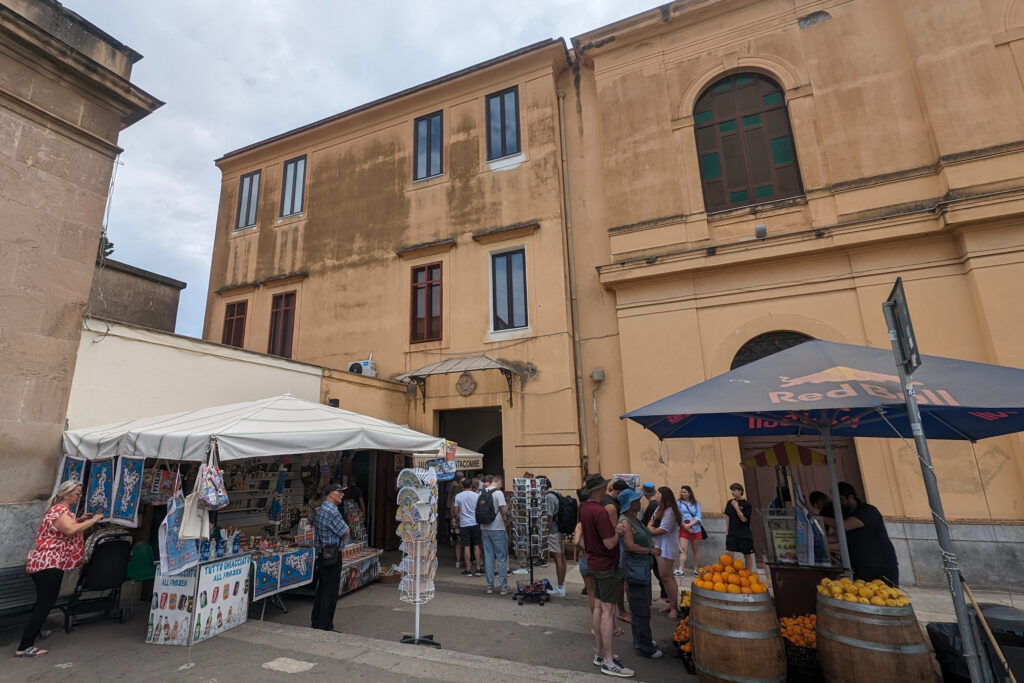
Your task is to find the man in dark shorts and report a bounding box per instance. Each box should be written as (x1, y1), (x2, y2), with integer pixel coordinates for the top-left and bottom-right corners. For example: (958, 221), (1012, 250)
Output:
(452, 478), (482, 576)
(724, 482), (754, 570)
(838, 481), (899, 586)
(580, 474), (634, 678)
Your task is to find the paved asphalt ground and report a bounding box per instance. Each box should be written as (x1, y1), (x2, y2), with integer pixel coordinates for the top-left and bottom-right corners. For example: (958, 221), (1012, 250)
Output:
(1, 546), (1020, 682)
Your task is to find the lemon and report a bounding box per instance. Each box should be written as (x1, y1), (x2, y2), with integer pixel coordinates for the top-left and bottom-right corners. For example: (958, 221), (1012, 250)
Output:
(858, 587), (874, 599)
(870, 596), (886, 606)
(858, 597), (870, 604)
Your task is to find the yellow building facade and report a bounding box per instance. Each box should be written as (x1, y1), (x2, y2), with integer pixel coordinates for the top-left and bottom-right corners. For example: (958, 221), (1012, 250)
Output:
(204, 0), (1024, 585)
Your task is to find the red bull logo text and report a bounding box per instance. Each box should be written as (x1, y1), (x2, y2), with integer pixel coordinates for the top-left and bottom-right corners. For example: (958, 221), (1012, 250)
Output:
(770, 365), (959, 406)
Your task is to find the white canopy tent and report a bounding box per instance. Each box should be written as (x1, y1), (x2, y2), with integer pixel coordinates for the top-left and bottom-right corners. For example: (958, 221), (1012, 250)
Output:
(62, 394), (445, 462)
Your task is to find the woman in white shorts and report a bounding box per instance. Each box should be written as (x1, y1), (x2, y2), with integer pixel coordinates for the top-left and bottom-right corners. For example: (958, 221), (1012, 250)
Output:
(647, 486), (682, 620)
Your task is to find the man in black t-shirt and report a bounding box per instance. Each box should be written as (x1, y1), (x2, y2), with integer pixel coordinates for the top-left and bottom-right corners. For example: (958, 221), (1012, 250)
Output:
(724, 482), (754, 570)
(838, 481), (900, 586)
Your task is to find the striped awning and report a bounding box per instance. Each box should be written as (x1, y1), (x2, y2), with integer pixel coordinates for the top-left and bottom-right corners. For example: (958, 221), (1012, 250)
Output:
(743, 442), (826, 468)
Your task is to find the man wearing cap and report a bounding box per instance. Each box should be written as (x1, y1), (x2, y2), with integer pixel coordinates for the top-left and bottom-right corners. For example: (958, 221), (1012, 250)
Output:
(640, 482), (668, 603)
(605, 479), (631, 624)
(312, 484), (349, 631)
(580, 474), (635, 678)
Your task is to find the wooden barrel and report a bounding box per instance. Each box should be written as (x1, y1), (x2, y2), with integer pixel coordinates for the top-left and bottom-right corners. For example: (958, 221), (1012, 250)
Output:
(690, 585), (786, 683)
(816, 593), (934, 682)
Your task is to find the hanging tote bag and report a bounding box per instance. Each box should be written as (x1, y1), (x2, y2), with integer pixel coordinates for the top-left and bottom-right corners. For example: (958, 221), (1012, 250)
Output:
(180, 488), (211, 540)
(619, 517), (653, 585)
(196, 445), (229, 510)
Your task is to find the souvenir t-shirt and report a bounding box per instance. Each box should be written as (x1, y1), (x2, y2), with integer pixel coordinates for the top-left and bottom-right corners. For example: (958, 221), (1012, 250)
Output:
(844, 502), (898, 573)
(26, 505), (85, 573)
(581, 500), (618, 571)
(454, 490), (480, 528)
(480, 487), (507, 531)
(724, 499), (753, 539)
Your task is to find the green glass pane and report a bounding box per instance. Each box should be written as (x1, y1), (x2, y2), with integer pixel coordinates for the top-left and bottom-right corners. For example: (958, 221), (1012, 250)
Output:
(735, 76), (754, 86)
(701, 153), (722, 180)
(762, 92), (784, 106)
(719, 119), (737, 133)
(729, 190), (749, 203)
(713, 80), (733, 93)
(743, 114), (762, 128)
(754, 185), (774, 199)
(694, 110), (713, 124)
(771, 137), (794, 164)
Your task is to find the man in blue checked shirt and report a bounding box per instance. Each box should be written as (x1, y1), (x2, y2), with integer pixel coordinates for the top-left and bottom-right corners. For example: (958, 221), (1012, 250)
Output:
(312, 483), (349, 630)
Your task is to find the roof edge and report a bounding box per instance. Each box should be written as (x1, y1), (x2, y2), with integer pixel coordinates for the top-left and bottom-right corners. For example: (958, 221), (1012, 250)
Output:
(216, 38), (567, 164)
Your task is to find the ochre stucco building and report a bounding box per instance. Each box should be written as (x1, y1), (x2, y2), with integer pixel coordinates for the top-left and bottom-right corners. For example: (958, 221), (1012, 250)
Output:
(0, 0), (160, 565)
(204, 0), (1024, 586)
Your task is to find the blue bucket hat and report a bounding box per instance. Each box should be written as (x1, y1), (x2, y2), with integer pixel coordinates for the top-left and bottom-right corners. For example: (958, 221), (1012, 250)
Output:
(618, 488), (643, 512)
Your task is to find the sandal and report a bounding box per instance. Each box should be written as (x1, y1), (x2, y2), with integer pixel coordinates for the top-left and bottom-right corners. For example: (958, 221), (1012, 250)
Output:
(590, 627), (625, 637)
(38, 630), (52, 640)
(14, 646), (47, 658)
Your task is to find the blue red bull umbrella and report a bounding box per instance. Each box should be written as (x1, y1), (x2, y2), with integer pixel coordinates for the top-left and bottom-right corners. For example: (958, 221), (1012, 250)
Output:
(622, 340), (1024, 441)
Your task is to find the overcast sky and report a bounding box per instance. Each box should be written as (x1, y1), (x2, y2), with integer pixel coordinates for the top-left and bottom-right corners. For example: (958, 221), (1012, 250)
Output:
(62, 0), (656, 338)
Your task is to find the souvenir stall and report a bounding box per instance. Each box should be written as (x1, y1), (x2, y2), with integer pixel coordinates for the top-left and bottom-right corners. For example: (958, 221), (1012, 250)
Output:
(58, 394), (445, 647)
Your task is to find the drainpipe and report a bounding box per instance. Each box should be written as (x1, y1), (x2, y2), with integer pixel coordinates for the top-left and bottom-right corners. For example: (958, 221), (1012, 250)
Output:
(557, 85), (590, 475)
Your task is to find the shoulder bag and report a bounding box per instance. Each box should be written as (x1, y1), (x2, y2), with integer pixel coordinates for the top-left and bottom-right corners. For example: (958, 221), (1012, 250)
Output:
(619, 517), (653, 585)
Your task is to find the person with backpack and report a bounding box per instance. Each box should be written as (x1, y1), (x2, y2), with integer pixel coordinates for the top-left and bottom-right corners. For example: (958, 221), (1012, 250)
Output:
(538, 474), (576, 598)
(476, 474), (510, 595)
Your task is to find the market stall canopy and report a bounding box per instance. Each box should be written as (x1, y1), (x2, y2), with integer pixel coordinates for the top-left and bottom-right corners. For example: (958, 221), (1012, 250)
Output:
(62, 394), (445, 462)
(622, 340), (1024, 441)
(411, 445), (484, 470)
(395, 355), (522, 409)
(744, 442), (825, 468)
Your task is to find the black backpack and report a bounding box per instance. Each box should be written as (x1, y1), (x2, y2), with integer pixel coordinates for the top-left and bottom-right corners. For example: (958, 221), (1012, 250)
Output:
(475, 488), (498, 525)
(550, 490), (578, 535)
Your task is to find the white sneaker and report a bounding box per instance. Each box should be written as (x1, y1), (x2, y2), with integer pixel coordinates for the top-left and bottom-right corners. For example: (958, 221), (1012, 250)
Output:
(600, 660), (635, 678)
(648, 649), (664, 659)
(673, 569), (685, 577)
(547, 585), (566, 597)
(455, 561), (462, 569)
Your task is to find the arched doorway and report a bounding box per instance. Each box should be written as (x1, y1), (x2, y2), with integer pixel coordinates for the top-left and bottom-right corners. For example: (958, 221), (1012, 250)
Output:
(732, 332), (866, 561)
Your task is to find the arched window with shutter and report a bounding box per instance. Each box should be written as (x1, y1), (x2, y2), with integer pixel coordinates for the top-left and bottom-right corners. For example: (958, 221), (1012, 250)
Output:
(693, 74), (803, 212)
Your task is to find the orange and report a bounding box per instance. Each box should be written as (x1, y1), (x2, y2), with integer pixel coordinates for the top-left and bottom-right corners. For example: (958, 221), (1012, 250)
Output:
(739, 569), (750, 578)
(723, 566), (734, 575)
(713, 582), (727, 593)
(748, 574), (761, 584)
(739, 577), (750, 587)
(712, 563), (724, 573)
(751, 583), (767, 594)
(702, 573), (713, 583)
(712, 573), (724, 584)
(740, 587), (753, 594)
(727, 574), (741, 585)
(727, 584), (741, 594)
(732, 560), (744, 571)
(719, 554), (732, 566)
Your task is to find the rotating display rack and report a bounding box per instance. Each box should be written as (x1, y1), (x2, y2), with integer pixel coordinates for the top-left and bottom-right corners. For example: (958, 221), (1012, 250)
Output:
(394, 467), (440, 647)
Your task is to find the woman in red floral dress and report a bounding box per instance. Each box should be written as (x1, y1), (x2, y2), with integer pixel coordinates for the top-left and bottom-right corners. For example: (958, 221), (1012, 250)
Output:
(16, 480), (101, 658)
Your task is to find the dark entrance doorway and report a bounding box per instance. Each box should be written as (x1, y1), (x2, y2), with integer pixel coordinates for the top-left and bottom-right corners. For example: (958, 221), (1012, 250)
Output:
(436, 407), (502, 546)
(437, 407), (503, 477)
(731, 331), (866, 561)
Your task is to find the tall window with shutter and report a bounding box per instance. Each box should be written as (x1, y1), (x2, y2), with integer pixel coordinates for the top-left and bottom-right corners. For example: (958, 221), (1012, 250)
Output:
(410, 263), (442, 343)
(693, 74), (803, 212)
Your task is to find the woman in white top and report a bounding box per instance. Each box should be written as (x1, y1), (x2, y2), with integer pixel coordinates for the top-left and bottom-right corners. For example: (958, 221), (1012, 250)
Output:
(647, 486), (681, 620)
(676, 485), (703, 577)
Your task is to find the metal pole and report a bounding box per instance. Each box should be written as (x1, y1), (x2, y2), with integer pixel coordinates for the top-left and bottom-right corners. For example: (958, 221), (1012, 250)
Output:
(822, 428), (852, 574)
(882, 301), (986, 683)
(414, 543), (421, 641)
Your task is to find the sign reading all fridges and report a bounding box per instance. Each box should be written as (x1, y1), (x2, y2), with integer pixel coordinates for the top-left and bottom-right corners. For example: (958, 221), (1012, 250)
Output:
(146, 565), (198, 646)
(192, 554), (251, 644)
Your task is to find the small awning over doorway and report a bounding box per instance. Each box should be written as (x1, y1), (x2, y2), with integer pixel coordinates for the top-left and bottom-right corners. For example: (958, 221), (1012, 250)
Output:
(395, 355), (522, 411)
(411, 445), (484, 471)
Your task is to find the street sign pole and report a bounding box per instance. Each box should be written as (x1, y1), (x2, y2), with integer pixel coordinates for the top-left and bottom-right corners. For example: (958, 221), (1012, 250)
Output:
(883, 279), (986, 683)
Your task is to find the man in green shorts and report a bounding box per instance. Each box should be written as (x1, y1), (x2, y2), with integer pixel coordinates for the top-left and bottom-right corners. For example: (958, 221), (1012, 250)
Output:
(579, 474), (634, 678)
